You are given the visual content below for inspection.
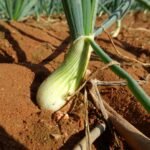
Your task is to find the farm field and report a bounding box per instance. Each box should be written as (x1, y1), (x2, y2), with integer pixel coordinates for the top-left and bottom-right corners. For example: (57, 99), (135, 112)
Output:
(0, 11), (150, 149)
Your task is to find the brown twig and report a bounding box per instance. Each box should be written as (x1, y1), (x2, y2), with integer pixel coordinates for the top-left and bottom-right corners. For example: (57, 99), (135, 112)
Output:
(95, 79), (148, 86)
(103, 28), (150, 67)
(89, 80), (121, 148)
(95, 73), (150, 86)
(73, 86), (107, 150)
(128, 27), (150, 33)
(101, 61), (120, 70)
(84, 89), (91, 150)
(90, 80), (108, 120)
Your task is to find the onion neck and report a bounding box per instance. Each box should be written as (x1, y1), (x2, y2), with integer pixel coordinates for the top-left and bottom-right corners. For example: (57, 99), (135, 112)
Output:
(36, 36), (93, 111)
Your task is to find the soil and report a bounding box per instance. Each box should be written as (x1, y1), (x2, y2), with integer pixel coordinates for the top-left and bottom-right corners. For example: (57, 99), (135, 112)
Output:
(0, 12), (150, 150)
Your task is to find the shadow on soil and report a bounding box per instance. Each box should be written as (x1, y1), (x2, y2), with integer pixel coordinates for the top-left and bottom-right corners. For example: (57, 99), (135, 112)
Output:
(117, 39), (150, 57)
(0, 23), (27, 62)
(98, 37), (150, 59)
(0, 21), (69, 105)
(21, 63), (50, 105)
(60, 127), (116, 150)
(97, 37), (150, 74)
(0, 22), (70, 64)
(41, 36), (69, 64)
(0, 23), (50, 104)
(11, 21), (67, 42)
(9, 21), (70, 64)
(0, 23), (49, 105)
(9, 23), (52, 44)
(60, 130), (85, 150)
(0, 48), (14, 63)
(0, 126), (26, 150)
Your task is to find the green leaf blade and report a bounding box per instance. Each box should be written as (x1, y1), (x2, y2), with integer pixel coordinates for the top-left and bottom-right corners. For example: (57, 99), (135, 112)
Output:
(62, 0), (84, 40)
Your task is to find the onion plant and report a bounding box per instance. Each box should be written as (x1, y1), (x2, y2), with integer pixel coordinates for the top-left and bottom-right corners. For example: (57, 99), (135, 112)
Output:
(135, 0), (150, 10)
(0, 0), (6, 19)
(37, 0), (150, 112)
(97, 0), (150, 37)
(1, 0), (37, 21)
(97, 0), (123, 37)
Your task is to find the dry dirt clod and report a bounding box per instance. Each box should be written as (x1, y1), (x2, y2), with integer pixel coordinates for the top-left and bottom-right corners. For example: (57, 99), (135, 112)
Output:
(53, 111), (70, 122)
(50, 133), (61, 140)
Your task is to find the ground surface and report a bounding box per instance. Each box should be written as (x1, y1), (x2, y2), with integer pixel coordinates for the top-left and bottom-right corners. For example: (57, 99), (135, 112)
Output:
(0, 12), (150, 150)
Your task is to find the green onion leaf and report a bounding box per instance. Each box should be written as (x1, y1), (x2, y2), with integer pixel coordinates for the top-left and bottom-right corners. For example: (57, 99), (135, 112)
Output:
(62, 0), (84, 40)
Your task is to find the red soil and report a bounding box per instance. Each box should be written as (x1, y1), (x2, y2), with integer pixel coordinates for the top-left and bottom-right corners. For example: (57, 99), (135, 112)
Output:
(0, 12), (150, 149)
